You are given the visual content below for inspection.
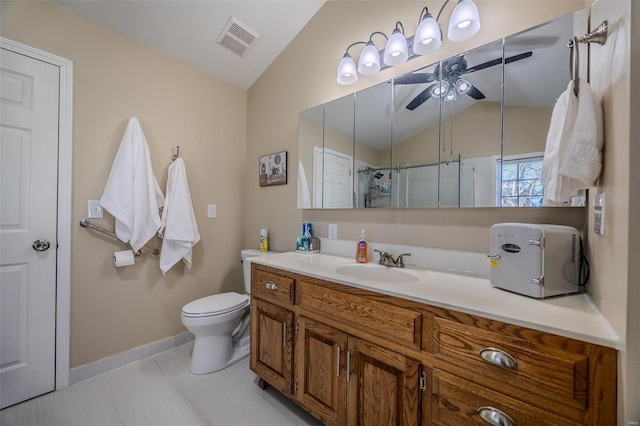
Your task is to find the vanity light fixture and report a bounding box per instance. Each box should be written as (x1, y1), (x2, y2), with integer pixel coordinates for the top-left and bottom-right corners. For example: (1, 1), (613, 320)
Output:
(336, 0), (481, 85)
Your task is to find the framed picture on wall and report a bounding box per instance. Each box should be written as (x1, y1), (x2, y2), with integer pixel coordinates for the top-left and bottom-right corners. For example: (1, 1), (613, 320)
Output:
(259, 151), (287, 187)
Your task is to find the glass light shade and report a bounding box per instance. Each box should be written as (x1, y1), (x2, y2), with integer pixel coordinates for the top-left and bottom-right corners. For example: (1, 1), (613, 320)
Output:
(383, 29), (409, 66)
(455, 78), (471, 94)
(447, 0), (481, 42)
(413, 13), (442, 55)
(445, 87), (458, 101)
(358, 41), (381, 76)
(337, 53), (358, 85)
(431, 80), (450, 98)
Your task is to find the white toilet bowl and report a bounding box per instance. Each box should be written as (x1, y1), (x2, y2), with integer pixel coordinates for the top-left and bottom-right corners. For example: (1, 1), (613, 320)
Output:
(181, 292), (250, 374)
(181, 249), (274, 374)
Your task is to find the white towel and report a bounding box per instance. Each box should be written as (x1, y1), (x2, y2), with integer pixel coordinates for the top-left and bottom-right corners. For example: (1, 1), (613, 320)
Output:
(541, 82), (577, 203)
(158, 157), (200, 276)
(541, 80), (603, 203)
(100, 118), (164, 252)
(297, 161), (311, 208)
(558, 79), (603, 191)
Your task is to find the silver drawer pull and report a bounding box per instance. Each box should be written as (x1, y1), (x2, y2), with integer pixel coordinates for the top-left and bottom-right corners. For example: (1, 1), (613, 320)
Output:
(477, 406), (515, 426)
(265, 281), (278, 290)
(479, 347), (518, 369)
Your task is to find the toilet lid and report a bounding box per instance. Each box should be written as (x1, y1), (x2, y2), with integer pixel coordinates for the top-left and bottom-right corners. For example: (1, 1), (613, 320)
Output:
(182, 292), (249, 317)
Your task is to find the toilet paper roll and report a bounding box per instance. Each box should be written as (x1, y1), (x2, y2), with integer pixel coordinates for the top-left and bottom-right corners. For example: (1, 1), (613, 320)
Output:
(113, 250), (135, 267)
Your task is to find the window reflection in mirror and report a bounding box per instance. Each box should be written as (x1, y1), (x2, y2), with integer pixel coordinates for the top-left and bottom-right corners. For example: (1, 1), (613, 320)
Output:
(323, 94), (355, 208)
(355, 81), (392, 208)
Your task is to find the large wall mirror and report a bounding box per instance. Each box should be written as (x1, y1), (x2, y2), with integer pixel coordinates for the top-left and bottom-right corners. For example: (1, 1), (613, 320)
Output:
(298, 10), (586, 209)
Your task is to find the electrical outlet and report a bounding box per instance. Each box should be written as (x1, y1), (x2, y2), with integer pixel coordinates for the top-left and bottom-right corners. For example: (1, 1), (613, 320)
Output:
(593, 193), (605, 235)
(88, 200), (103, 219)
(207, 204), (217, 219)
(328, 224), (338, 240)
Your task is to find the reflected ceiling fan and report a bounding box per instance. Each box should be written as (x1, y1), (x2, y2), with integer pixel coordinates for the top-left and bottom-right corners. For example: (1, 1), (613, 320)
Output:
(395, 51), (533, 110)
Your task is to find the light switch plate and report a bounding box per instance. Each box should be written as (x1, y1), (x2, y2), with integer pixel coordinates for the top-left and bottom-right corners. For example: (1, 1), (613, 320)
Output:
(88, 200), (103, 219)
(593, 193), (605, 235)
(328, 224), (338, 240)
(207, 204), (217, 218)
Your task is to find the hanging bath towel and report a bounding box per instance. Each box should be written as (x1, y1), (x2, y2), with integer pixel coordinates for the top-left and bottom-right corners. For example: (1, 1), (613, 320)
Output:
(100, 117), (165, 252)
(558, 79), (604, 193)
(158, 157), (200, 276)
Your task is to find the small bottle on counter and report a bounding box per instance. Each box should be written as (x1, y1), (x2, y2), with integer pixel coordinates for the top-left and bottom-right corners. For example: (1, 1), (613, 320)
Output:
(260, 229), (269, 252)
(355, 229), (368, 263)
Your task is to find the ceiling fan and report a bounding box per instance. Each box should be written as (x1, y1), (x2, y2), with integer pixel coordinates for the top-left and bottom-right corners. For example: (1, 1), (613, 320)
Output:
(395, 51), (533, 110)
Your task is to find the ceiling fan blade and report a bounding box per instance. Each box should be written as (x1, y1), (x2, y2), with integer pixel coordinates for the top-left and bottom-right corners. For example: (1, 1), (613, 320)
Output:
(395, 73), (437, 85)
(465, 83), (486, 100)
(406, 84), (436, 110)
(504, 51), (533, 64)
(465, 51), (533, 73)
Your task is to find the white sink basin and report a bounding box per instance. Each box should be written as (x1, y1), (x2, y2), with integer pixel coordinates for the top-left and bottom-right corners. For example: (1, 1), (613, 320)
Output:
(335, 264), (420, 283)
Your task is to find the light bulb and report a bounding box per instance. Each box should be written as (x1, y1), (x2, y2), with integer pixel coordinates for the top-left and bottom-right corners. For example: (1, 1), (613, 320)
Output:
(358, 41), (381, 76)
(456, 78), (471, 94)
(383, 28), (408, 66)
(337, 53), (358, 85)
(413, 12), (442, 55)
(448, 0), (481, 42)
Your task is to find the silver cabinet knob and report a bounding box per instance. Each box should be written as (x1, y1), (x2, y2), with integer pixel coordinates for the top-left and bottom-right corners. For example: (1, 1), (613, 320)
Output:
(32, 239), (51, 252)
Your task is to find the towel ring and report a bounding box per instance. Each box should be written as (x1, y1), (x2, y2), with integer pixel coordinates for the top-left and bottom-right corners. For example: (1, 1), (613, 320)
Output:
(568, 36), (580, 97)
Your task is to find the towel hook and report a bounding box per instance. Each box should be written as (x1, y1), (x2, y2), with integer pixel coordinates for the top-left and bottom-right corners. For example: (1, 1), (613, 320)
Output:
(171, 146), (180, 161)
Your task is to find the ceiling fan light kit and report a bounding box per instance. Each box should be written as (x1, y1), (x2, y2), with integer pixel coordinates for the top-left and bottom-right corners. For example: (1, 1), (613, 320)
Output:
(336, 0), (481, 85)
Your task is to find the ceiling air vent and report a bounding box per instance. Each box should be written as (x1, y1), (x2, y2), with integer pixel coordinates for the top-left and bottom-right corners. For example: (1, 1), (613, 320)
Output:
(216, 17), (259, 57)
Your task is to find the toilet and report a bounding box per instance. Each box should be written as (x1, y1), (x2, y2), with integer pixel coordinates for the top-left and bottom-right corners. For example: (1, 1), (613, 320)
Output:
(181, 249), (271, 374)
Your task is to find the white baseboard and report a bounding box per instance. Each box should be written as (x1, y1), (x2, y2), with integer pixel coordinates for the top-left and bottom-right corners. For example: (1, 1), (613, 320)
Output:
(69, 332), (194, 385)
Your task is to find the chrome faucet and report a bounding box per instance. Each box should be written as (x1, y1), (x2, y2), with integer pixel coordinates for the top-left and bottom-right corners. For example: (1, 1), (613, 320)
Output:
(374, 250), (411, 268)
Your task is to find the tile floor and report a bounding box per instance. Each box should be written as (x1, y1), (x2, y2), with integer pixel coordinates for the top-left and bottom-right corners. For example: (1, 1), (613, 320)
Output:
(1, 343), (322, 426)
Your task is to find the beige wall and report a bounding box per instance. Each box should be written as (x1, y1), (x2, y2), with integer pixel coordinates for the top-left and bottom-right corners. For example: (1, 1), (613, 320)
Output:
(588, 0), (639, 422)
(1, 1), (247, 367)
(247, 0), (637, 420)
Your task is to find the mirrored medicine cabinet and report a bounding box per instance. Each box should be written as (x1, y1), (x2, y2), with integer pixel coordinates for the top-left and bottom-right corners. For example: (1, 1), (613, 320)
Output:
(298, 9), (588, 209)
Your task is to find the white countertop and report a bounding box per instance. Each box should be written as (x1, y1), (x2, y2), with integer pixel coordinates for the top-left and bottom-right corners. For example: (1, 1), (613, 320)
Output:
(250, 251), (619, 349)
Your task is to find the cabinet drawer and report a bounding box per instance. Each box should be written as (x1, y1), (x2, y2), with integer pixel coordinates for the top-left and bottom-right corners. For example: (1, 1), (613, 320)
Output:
(297, 280), (421, 350)
(252, 268), (295, 306)
(432, 317), (588, 419)
(426, 369), (577, 426)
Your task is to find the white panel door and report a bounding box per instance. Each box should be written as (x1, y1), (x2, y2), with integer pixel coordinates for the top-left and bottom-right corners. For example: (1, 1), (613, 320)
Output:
(323, 150), (353, 208)
(0, 48), (59, 409)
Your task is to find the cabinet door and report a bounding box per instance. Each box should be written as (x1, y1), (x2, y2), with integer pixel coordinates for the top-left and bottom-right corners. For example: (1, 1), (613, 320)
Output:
(250, 298), (294, 394)
(296, 316), (348, 425)
(347, 337), (420, 426)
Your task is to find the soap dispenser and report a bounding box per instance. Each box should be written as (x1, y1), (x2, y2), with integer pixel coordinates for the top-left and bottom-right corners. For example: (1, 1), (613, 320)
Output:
(355, 229), (368, 263)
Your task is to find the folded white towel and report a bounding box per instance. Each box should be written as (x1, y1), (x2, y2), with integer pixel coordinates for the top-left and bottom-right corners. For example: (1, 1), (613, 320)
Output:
(559, 79), (604, 191)
(541, 81), (577, 203)
(541, 80), (603, 203)
(297, 161), (311, 208)
(100, 118), (164, 252)
(159, 157), (200, 276)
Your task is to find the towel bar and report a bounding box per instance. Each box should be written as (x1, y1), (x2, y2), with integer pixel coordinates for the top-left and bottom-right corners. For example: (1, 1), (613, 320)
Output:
(79, 219), (160, 256)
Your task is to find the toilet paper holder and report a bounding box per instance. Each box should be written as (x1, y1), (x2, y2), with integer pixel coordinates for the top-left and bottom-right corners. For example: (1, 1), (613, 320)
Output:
(79, 219), (161, 256)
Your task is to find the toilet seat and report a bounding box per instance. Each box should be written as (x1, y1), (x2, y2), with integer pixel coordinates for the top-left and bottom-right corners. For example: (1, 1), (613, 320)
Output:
(182, 292), (249, 318)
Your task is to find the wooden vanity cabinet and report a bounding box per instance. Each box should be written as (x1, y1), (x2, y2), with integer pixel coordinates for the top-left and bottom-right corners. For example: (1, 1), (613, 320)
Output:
(250, 263), (617, 426)
(295, 316), (420, 426)
(249, 267), (296, 395)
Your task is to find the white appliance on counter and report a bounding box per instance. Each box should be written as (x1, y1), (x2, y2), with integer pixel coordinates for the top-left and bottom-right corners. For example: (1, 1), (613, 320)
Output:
(488, 223), (581, 298)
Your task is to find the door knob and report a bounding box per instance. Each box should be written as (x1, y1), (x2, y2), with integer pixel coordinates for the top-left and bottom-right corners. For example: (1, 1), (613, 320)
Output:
(32, 239), (51, 251)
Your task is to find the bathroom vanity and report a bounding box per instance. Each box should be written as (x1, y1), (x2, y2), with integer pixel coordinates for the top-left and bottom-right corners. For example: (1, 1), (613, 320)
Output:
(249, 252), (617, 425)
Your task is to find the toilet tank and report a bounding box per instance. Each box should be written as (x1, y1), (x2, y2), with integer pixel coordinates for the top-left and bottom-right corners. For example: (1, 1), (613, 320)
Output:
(241, 249), (275, 293)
